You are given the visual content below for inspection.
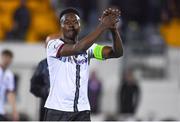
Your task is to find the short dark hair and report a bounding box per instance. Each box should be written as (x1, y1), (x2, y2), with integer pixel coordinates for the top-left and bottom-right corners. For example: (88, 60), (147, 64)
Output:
(1, 49), (13, 57)
(59, 7), (80, 20)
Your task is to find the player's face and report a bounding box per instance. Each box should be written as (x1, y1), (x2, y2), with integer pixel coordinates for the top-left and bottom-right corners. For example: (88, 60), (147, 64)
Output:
(61, 13), (80, 41)
(1, 55), (12, 68)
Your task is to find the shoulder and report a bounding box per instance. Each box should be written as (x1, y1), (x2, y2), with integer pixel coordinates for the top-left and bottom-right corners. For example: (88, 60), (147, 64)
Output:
(39, 58), (48, 67)
(6, 69), (14, 78)
(88, 43), (98, 50)
(45, 33), (62, 47)
(39, 58), (47, 64)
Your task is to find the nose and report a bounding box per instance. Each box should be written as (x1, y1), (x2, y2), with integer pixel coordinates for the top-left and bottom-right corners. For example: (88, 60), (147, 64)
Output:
(68, 24), (75, 29)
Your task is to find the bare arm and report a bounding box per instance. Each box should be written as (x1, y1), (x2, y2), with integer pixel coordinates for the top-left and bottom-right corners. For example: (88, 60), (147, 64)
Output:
(98, 8), (123, 59)
(46, 15), (117, 57)
(102, 27), (123, 59)
(7, 92), (19, 121)
(59, 24), (106, 56)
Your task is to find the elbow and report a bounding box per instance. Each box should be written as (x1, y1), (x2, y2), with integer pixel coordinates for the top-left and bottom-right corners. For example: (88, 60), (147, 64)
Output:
(115, 53), (123, 58)
(115, 50), (123, 58)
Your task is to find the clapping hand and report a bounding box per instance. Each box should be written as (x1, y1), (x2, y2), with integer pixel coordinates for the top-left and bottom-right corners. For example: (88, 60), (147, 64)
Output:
(99, 8), (121, 29)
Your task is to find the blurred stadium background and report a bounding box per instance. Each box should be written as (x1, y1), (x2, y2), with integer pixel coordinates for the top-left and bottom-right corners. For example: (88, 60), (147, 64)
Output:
(0, 0), (180, 121)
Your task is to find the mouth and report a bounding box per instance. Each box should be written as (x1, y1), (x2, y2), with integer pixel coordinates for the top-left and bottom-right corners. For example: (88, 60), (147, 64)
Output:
(68, 29), (77, 35)
(69, 29), (75, 32)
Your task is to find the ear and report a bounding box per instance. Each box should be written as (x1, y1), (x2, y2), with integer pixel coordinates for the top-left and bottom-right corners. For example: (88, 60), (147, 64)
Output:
(78, 20), (81, 32)
(60, 22), (64, 28)
(78, 18), (81, 27)
(79, 27), (81, 33)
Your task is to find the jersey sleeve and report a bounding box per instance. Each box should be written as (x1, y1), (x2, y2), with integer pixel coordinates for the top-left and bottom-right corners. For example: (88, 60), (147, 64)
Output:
(6, 72), (15, 92)
(87, 43), (105, 60)
(47, 39), (64, 58)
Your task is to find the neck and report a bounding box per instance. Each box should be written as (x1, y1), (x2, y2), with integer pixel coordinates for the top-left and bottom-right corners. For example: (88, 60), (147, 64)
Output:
(62, 36), (78, 44)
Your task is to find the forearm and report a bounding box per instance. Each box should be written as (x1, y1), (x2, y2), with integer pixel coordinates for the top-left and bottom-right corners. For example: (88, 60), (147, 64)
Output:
(74, 24), (105, 53)
(59, 24), (106, 56)
(7, 92), (17, 114)
(111, 28), (123, 57)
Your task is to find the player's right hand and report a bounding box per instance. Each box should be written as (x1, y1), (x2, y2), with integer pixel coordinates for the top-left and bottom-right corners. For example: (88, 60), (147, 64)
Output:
(99, 8), (121, 29)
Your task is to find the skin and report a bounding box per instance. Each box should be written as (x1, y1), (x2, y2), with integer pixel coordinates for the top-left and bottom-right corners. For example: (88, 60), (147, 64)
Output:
(7, 92), (19, 121)
(1, 55), (13, 70)
(0, 54), (19, 121)
(46, 8), (123, 59)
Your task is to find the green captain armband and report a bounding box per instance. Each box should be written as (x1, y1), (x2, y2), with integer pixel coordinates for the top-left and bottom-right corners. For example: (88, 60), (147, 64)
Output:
(93, 44), (105, 60)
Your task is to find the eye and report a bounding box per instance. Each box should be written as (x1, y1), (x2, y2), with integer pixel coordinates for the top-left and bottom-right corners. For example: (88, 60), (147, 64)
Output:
(64, 21), (70, 25)
(74, 21), (79, 24)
